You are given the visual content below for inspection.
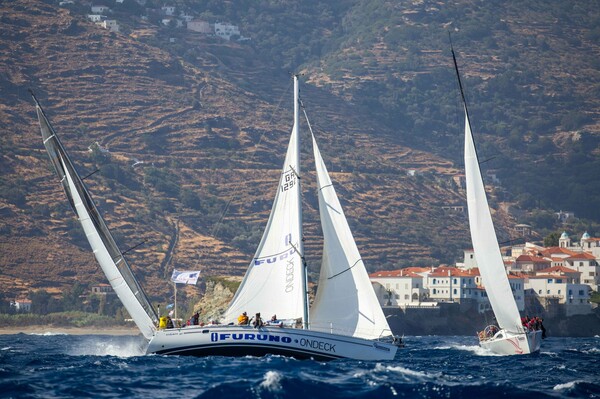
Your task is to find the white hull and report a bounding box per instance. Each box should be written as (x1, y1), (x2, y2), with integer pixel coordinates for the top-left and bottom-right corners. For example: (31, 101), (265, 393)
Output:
(479, 329), (542, 355)
(147, 325), (398, 361)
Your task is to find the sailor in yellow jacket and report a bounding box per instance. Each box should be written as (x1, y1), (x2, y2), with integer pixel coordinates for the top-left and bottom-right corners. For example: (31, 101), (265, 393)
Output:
(237, 312), (249, 325)
(159, 316), (168, 330)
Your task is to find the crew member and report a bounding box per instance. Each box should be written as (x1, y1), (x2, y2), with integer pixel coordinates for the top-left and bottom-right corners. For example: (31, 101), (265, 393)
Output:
(238, 312), (249, 325)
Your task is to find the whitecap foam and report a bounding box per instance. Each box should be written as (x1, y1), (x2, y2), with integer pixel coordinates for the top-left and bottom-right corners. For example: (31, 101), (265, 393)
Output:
(553, 380), (581, 391)
(445, 344), (503, 356)
(386, 365), (443, 381)
(581, 347), (600, 354)
(68, 337), (146, 358)
(27, 332), (69, 336)
(259, 370), (282, 392)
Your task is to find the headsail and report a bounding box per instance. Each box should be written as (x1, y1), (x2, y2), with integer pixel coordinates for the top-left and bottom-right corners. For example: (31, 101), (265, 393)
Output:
(463, 110), (523, 334)
(33, 94), (158, 339)
(308, 133), (392, 339)
(223, 78), (306, 324)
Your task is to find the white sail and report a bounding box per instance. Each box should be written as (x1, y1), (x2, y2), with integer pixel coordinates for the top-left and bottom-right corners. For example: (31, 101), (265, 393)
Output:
(463, 109), (524, 334)
(35, 102), (157, 339)
(308, 133), (392, 339)
(223, 82), (305, 324)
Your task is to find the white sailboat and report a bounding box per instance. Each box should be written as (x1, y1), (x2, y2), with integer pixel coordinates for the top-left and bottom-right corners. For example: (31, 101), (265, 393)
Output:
(450, 48), (542, 355)
(34, 76), (399, 361)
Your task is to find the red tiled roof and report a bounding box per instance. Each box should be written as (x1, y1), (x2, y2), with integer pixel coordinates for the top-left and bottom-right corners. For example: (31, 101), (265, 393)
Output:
(566, 252), (596, 260)
(541, 246), (578, 257)
(369, 269), (423, 278)
(537, 265), (579, 274)
(428, 268), (479, 277)
(516, 255), (551, 263)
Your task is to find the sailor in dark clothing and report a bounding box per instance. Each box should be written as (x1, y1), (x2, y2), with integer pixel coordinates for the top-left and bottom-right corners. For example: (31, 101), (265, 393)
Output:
(253, 312), (263, 328)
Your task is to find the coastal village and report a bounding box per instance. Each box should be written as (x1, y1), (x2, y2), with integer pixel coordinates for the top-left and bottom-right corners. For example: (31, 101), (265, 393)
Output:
(370, 231), (599, 320)
(12, 230), (599, 326)
(69, 1), (249, 42)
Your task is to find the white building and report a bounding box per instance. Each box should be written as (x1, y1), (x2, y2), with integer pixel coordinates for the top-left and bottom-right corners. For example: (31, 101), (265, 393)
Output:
(527, 275), (591, 316)
(11, 299), (32, 312)
(214, 22), (240, 40)
(87, 14), (105, 23)
(565, 252), (599, 291)
(581, 232), (600, 258)
(91, 5), (110, 14)
(161, 6), (176, 16)
(462, 249), (477, 270)
(369, 268), (428, 307)
(98, 20), (119, 32)
(426, 267), (479, 303)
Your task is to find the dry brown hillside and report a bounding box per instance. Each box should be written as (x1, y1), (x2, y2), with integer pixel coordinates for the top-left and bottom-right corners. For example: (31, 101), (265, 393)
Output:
(0, 0), (511, 302)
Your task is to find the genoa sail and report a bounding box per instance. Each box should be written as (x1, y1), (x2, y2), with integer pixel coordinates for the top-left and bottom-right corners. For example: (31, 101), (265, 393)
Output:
(308, 133), (392, 339)
(463, 109), (524, 334)
(34, 96), (158, 339)
(223, 79), (306, 325)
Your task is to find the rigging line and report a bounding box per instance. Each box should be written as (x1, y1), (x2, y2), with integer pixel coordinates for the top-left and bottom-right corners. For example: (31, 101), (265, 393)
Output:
(122, 240), (147, 255)
(479, 156), (497, 165)
(210, 79), (293, 239)
(82, 168), (100, 180)
(328, 258), (362, 280)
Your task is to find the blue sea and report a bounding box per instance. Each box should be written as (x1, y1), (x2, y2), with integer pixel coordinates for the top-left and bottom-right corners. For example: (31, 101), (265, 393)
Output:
(0, 333), (598, 398)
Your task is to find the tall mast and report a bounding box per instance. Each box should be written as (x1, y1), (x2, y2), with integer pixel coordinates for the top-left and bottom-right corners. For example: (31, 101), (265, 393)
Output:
(294, 74), (310, 329)
(450, 36), (480, 160)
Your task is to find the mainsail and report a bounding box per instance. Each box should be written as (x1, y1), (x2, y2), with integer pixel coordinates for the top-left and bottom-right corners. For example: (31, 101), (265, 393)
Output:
(463, 110), (524, 334)
(34, 95), (158, 339)
(450, 44), (524, 335)
(223, 77), (306, 324)
(308, 133), (392, 339)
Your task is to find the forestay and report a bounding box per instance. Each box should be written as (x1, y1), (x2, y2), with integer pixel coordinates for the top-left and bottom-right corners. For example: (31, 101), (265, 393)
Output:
(35, 102), (158, 339)
(308, 133), (392, 339)
(463, 109), (524, 334)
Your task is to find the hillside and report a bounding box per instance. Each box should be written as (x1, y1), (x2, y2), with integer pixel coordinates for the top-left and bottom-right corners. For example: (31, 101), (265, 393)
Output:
(0, 0), (599, 303)
(0, 0), (474, 301)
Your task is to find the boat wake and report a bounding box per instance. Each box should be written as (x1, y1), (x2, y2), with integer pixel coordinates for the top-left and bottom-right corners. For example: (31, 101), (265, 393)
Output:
(445, 344), (503, 356)
(67, 336), (146, 358)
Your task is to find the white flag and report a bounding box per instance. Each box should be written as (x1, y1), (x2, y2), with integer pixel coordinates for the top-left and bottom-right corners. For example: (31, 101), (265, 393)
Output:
(170, 270), (200, 285)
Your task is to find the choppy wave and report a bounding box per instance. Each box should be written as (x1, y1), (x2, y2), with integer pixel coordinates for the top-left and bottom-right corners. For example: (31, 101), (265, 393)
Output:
(553, 380), (581, 391)
(0, 335), (598, 399)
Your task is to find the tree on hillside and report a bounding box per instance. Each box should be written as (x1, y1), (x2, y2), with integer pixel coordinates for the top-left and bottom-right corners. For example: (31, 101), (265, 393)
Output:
(544, 231), (561, 247)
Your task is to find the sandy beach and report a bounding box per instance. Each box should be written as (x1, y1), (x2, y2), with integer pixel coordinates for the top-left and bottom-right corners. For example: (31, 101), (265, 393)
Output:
(0, 326), (141, 335)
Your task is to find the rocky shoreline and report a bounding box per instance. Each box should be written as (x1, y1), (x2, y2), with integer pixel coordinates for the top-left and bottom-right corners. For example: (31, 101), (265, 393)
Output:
(384, 305), (600, 337)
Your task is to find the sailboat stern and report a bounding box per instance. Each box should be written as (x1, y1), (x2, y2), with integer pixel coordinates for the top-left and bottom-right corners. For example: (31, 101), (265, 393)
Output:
(479, 329), (542, 355)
